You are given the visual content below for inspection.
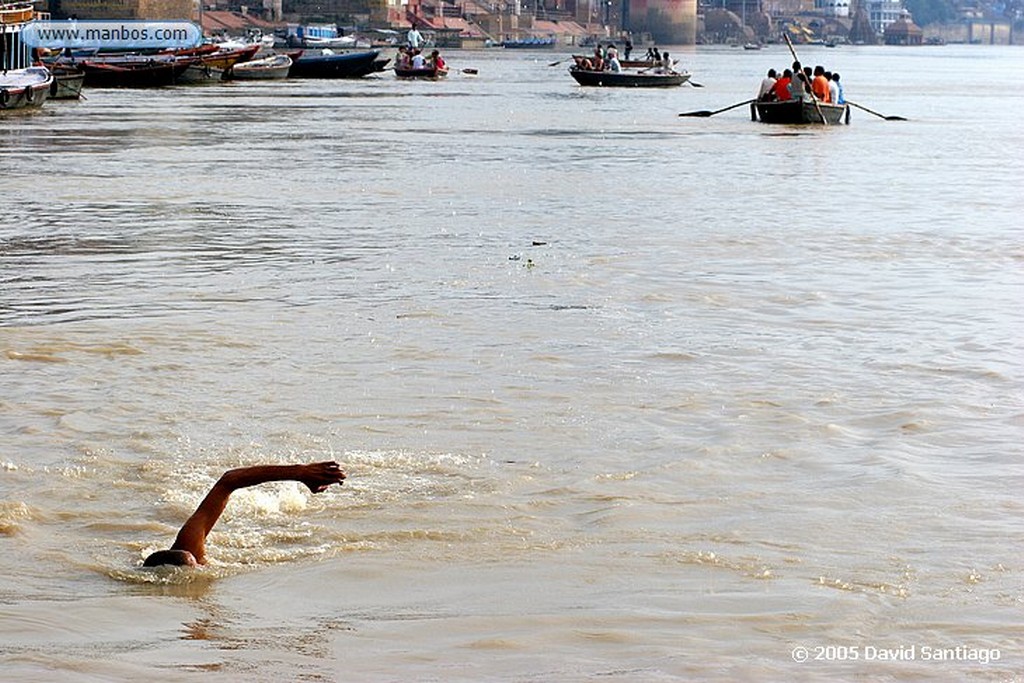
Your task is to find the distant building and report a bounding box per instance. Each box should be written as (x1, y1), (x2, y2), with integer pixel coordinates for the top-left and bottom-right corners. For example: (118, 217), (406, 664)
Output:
(819, 0), (848, 18)
(864, 0), (901, 35)
(51, 0), (194, 20)
(883, 9), (921, 44)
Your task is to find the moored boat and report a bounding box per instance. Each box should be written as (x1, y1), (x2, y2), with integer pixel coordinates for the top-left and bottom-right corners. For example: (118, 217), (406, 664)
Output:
(79, 59), (193, 88)
(176, 62), (227, 84)
(1, 3), (53, 113)
(287, 50), (384, 79)
(173, 45), (261, 84)
(568, 66), (690, 88)
(49, 65), (86, 100)
(0, 66), (53, 112)
(191, 44), (261, 72)
(753, 98), (849, 124)
(229, 53), (293, 80)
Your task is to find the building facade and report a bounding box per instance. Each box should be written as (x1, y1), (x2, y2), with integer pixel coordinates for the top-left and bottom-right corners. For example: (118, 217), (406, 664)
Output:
(865, 0), (902, 34)
(50, 0), (194, 19)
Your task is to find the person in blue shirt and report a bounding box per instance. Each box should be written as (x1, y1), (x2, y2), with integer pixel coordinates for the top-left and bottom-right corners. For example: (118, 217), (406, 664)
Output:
(831, 72), (845, 104)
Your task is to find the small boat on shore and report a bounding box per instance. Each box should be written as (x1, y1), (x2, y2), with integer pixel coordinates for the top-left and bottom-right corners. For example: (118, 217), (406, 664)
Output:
(569, 66), (690, 88)
(753, 98), (849, 125)
(394, 64), (449, 80)
(230, 53), (293, 80)
(176, 62), (227, 84)
(0, 66), (53, 112)
(174, 44), (261, 84)
(288, 50), (384, 79)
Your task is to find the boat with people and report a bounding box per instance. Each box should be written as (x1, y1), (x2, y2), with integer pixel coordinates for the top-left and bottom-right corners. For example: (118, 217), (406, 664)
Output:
(392, 47), (449, 80)
(749, 65), (849, 125)
(568, 65), (690, 88)
(394, 64), (449, 80)
(1, 2), (54, 113)
(229, 53), (293, 80)
(751, 38), (851, 125)
(287, 49), (385, 79)
(753, 98), (849, 124)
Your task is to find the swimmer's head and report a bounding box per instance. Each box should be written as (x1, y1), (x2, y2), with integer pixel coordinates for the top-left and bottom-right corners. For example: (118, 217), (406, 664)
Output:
(143, 549), (198, 568)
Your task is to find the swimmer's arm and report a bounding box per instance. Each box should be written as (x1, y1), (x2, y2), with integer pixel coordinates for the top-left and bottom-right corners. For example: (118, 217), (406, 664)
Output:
(169, 462), (345, 564)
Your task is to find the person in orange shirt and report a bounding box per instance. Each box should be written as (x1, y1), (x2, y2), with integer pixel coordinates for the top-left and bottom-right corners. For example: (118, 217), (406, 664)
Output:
(812, 65), (831, 103)
(773, 69), (793, 101)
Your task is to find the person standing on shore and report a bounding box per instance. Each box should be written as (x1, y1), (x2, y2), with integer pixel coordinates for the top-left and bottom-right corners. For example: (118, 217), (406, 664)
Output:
(407, 23), (424, 50)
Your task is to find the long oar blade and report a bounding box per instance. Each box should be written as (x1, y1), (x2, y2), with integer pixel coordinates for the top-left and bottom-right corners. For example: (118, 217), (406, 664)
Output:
(848, 100), (908, 121)
(679, 98), (755, 118)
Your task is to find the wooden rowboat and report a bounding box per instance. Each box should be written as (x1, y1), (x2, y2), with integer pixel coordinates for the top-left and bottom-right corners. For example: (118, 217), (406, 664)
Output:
(394, 64), (449, 80)
(175, 45), (262, 84)
(230, 54), (293, 80)
(49, 66), (86, 100)
(568, 67), (690, 88)
(753, 98), (849, 125)
(0, 67), (53, 112)
(79, 59), (193, 88)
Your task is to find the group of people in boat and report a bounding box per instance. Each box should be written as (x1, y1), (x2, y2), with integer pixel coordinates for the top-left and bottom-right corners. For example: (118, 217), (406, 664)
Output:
(574, 44), (676, 75)
(756, 61), (845, 105)
(394, 46), (446, 72)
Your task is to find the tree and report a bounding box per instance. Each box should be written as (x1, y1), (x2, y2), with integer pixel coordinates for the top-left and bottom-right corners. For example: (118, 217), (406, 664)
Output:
(902, 0), (959, 26)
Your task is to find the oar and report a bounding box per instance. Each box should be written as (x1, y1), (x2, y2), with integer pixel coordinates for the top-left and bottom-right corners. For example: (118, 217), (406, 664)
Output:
(847, 100), (907, 121)
(679, 98), (755, 118)
(547, 58), (569, 67)
(686, 78), (704, 88)
(783, 34), (827, 125)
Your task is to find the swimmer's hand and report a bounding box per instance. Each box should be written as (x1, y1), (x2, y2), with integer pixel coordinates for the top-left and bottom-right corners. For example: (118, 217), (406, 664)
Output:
(298, 461), (346, 493)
